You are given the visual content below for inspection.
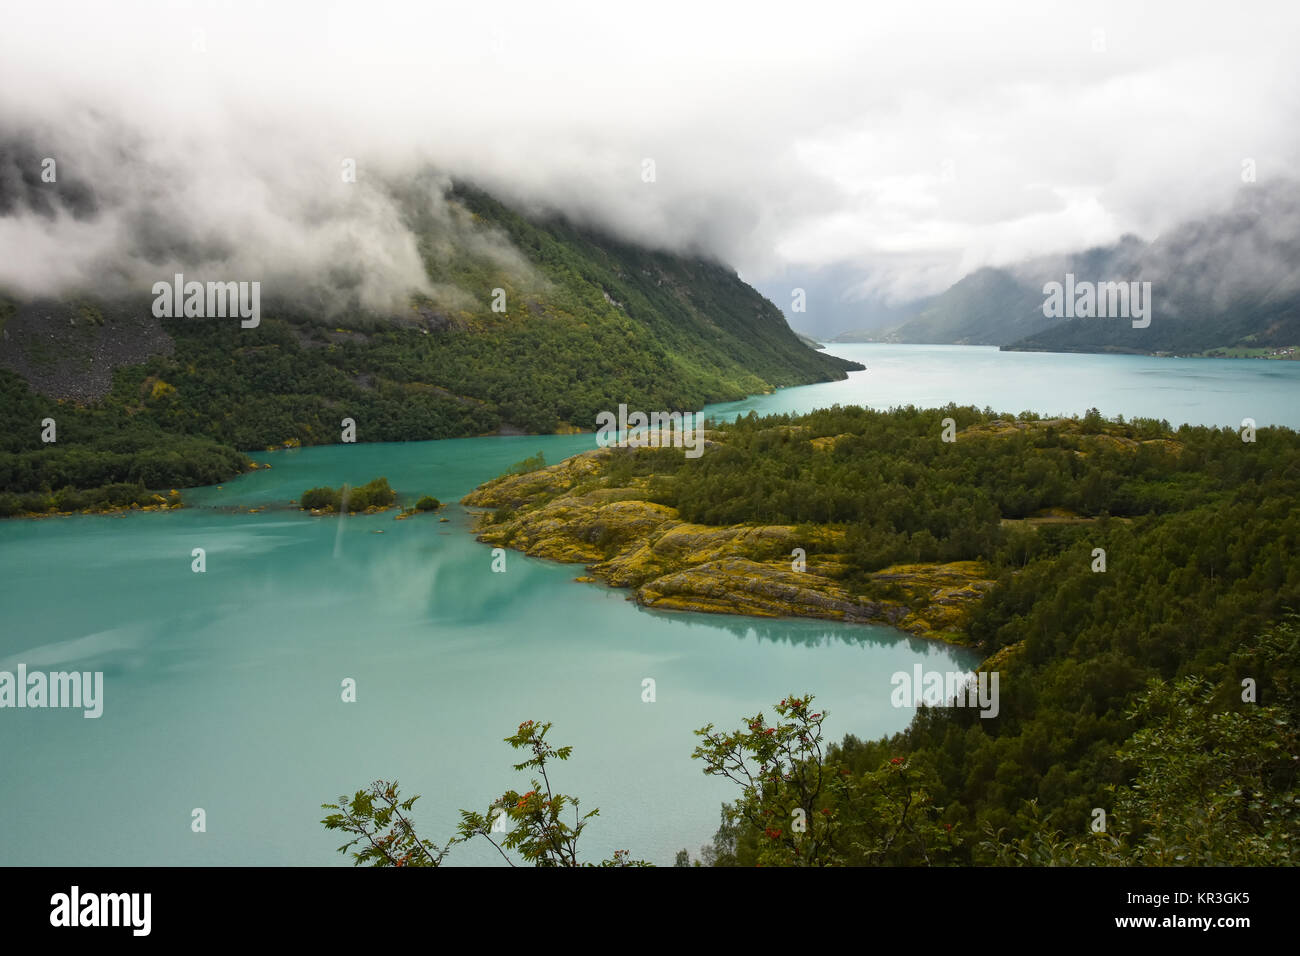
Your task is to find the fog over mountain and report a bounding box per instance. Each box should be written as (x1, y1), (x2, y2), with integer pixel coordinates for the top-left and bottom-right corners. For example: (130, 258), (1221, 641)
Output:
(2, 0), (1299, 333)
(851, 180), (1300, 351)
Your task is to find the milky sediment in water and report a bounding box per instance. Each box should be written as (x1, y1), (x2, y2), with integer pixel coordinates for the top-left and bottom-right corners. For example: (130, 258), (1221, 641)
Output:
(2, 344), (1295, 865)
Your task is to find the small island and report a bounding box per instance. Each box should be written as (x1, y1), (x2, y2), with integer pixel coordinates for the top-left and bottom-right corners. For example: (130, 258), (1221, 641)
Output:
(299, 477), (440, 517)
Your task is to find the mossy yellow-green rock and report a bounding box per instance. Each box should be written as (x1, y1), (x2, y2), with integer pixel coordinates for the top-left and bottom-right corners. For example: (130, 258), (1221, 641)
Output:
(462, 449), (993, 645)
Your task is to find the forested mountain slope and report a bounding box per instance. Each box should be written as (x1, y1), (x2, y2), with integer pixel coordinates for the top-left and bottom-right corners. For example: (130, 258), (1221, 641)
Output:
(0, 180), (858, 508)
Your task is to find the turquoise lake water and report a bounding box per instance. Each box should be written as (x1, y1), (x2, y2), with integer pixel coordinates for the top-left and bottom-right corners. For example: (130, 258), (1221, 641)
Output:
(709, 344), (1300, 430)
(1, 343), (1296, 865)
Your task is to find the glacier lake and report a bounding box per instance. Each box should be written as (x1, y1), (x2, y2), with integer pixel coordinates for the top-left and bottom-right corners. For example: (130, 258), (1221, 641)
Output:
(2, 343), (1296, 865)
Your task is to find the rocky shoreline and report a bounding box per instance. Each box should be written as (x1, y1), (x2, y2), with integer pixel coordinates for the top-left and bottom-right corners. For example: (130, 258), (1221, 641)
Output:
(10, 491), (185, 518)
(461, 447), (995, 646)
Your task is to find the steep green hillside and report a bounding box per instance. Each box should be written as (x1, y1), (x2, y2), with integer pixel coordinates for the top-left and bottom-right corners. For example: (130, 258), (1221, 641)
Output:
(879, 267), (1050, 346)
(0, 183), (859, 507)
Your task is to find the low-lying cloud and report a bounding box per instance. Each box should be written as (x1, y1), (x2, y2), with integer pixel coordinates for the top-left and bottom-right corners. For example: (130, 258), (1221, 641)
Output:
(1, 0), (1297, 334)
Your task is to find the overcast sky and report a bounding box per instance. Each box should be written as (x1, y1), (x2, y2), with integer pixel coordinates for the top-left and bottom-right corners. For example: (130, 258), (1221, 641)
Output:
(2, 0), (1298, 332)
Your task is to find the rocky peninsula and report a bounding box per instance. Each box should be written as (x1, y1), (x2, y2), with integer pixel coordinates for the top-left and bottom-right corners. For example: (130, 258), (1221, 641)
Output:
(461, 446), (995, 645)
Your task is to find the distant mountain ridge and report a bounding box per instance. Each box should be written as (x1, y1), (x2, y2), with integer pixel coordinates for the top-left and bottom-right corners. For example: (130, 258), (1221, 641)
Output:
(833, 183), (1300, 355)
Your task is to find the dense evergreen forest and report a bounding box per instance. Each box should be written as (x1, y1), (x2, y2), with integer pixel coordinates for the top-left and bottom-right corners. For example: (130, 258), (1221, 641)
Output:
(0, 182), (856, 512)
(566, 404), (1298, 864)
